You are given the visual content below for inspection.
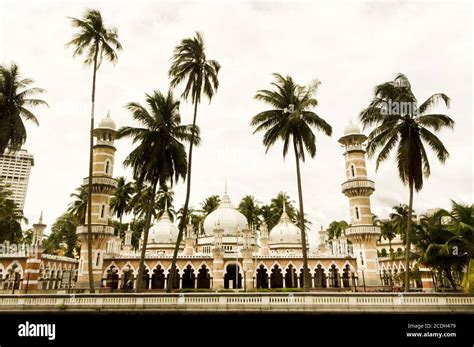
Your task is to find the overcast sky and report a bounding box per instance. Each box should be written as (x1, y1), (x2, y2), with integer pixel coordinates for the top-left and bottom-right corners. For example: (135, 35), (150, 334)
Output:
(1, 0), (472, 248)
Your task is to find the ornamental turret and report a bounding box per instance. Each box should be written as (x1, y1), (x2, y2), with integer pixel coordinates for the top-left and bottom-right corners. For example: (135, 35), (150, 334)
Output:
(339, 120), (381, 287)
(76, 112), (118, 289)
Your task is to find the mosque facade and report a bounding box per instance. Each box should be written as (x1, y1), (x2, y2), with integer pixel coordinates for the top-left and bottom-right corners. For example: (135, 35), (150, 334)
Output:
(0, 114), (434, 292)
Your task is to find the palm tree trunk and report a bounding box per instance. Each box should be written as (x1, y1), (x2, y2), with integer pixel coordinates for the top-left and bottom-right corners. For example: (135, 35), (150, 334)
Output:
(135, 181), (157, 292)
(293, 139), (310, 292)
(404, 180), (414, 292)
(168, 98), (199, 292)
(86, 40), (99, 293)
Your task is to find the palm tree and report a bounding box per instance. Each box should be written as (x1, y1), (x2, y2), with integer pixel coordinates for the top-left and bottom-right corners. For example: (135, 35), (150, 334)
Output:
(296, 210), (312, 233)
(259, 204), (274, 230)
(327, 220), (349, 240)
(0, 63), (48, 153)
(251, 73), (332, 291)
(168, 32), (220, 291)
(66, 9), (122, 292)
(128, 181), (151, 219)
(118, 90), (198, 292)
(238, 195), (261, 230)
(156, 185), (176, 221)
(444, 201), (474, 291)
(414, 211), (461, 289)
(359, 73), (454, 291)
(200, 195), (221, 216)
(270, 192), (297, 221)
(110, 177), (133, 235)
(0, 196), (26, 243)
(380, 220), (397, 254)
(67, 186), (88, 224)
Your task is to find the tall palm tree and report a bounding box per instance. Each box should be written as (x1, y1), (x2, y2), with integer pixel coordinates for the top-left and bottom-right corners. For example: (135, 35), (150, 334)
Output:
(296, 210), (312, 233)
(359, 73), (454, 291)
(251, 73), (332, 291)
(110, 177), (133, 235)
(67, 186), (88, 224)
(0, 63), (48, 153)
(238, 195), (261, 230)
(128, 181), (150, 219)
(168, 32), (220, 291)
(118, 90), (198, 292)
(66, 9), (122, 292)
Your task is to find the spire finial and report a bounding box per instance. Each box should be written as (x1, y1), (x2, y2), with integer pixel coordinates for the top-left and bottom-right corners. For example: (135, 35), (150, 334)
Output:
(225, 178), (228, 194)
(107, 110), (111, 118)
(39, 211), (43, 224)
(283, 201), (286, 213)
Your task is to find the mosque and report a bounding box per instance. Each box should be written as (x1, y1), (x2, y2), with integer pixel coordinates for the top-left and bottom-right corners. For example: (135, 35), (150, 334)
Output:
(0, 113), (434, 292)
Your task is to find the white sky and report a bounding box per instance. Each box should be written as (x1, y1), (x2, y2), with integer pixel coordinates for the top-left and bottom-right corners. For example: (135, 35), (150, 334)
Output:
(1, 0), (472, 249)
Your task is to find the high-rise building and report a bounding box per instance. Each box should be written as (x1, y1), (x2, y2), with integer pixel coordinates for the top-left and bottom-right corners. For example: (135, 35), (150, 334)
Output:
(0, 148), (35, 211)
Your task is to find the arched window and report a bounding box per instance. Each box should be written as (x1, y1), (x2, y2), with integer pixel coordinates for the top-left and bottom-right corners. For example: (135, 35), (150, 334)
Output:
(101, 205), (105, 219)
(105, 160), (110, 175)
(355, 207), (360, 220)
(351, 165), (355, 177)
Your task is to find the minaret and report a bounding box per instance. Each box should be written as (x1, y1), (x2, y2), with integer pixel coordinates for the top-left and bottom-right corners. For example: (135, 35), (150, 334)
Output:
(23, 213), (46, 291)
(32, 211), (46, 246)
(76, 112), (118, 289)
(338, 120), (381, 287)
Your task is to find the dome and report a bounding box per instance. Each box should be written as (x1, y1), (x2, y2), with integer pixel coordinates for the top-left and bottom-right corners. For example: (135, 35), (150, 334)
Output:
(203, 192), (248, 236)
(148, 211), (179, 244)
(98, 112), (116, 131)
(268, 208), (301, 245)
(343, 120), (361, 136)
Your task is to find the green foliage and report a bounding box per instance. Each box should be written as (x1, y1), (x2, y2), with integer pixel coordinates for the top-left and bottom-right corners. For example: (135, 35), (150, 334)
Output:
(327, 220), (349, 240)
(0, 184), (25, 243)
(67, 186), (87, 225)
(0, 63), (48, 153)
(359, 73), (454, 192)
(43, 213), (79, 258)
(238, 195), (262, 230)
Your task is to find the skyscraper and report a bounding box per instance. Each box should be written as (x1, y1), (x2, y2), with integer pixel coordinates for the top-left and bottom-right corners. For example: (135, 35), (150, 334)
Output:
(0, 149), (34, 211)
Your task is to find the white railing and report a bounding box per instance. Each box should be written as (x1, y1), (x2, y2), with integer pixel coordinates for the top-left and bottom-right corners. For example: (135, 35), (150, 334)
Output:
(0, 293), (472, 312)
(76, 225), (115, 235)
(82, 176), (118, 188)
(341, 179), (375, 191)
(345, 226), (380, 235)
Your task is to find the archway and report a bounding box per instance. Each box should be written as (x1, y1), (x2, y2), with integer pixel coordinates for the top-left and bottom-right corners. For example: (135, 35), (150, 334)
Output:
(256, 265), (268, 289)
(224, 264), (242, 289)
(329, 264), (340, 288)
(105, 266), (119, 289)
(270, 265), (283, 289)
(342, 265), (351, 288)
(152, 265), (165, 289)
(122, 267), (135, 291)
(140, 269), (150, 290)
(182, 265), (196, 289)
(314, 265), (326, 288)
(197, 265), (211, 289)
(285, 265), (298, 288)
(167, 268), (180, 289)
